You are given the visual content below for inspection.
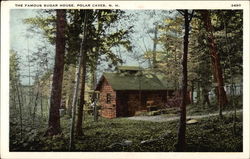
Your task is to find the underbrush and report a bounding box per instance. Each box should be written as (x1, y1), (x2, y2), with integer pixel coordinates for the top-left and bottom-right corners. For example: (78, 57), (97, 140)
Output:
(135, 95), (242, 118)
(10, 111), (243, 152)
(187, 95), (242, 116)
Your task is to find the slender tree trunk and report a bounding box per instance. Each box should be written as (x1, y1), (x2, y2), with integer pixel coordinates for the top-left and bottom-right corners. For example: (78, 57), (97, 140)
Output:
(200, 10), (228, 117)
(46, 9), (66, 136)
(33, 75), (40, 125)
(69, 10), (88, 150)
(91, 70), (97, 121)
(232, 84), (236, 135)
(92, 11), (101, 121)
(176, 10), (191, 152)
(152, 23), (158, 68)
(32, 87), (40, 127)
(69, 64), (82, 150)
(46, 64), (51, 118)
(40, 92), (43, 118)
(93, 11), (102, 88)
(91, 68), (97, 106)
(202, 87), (210, 107)
(174, 54), (179, 91)
(93, 97), (98, 122)
(91, 70), (97, 91)
(196, 81), (201, 103)
(15, 82), (23, 140)
(11, 86), (17, 110)
(76, 53), (87, 136)
(190, 82), (194, 104)
(66, 94), (72, 117)
(19, 85), (25, 111)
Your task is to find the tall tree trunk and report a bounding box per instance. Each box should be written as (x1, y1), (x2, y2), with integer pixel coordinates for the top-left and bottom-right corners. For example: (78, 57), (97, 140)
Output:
(11, 85), (17, 110)
(93, 98), (99, 122)
(76, 53), (87, 136)
(190, 82), (194, 104)
(66, 94), (72, 117)
(69, 60), (82, 150)
(19, 84), (25, 111)
(200, 10), (228, 117)
(202, 87), (210, 107)
(15, 82), (23, 140)
(46, 9), (66, 136)
(152, 23), (158, 68)
(40, 92), (43, 118)
(92, 10), (103, 98)
(32, 87), (39, 127)
(176, 10), (192, 152)
(196, 81), (201, 103)
(91, 69), (97, 91)
(92, 11), (102, 122)
(69, 10), (88, 150)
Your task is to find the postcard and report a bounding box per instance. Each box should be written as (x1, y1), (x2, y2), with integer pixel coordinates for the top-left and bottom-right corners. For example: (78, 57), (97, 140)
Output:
(1, 1), (249, 159)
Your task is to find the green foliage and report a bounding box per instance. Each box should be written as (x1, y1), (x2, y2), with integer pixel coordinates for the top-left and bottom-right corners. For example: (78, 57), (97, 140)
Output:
(9, 50), (22, 109)
(213, 10), (243, 84)
(23, 11), (56, 45)
(146, 13), (183, 89)
(187, 103), (219, 116)
(10, 112), (242, 152)
(185, 114), (243, 152)
(189, 12), (212, 92)
(24, 10), (133, 68)
(10, 50), (21, 84)
(190, 10), (243, 87)
(153, 10), (242, 100)
(186, 96), (242, 116)
(24, 10), (134, 105)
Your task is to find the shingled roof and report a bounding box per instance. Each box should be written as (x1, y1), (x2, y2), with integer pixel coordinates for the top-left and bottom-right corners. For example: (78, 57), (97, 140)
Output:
(117, 66), (141, 71)
(96, 72), (174, 91)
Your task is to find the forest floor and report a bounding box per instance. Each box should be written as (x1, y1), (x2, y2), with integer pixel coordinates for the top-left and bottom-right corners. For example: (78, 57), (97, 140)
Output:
(10, 109), (243, 152)
(127, 109), (243, 122)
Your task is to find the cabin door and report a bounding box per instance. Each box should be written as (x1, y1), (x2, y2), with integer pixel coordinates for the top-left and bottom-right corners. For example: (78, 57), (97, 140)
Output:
(120, 93), (129, 117)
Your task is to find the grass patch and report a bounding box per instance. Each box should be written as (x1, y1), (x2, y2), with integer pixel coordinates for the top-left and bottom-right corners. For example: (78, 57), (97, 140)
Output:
(187, 103), (219, 116)
(10, 112), (243, 152)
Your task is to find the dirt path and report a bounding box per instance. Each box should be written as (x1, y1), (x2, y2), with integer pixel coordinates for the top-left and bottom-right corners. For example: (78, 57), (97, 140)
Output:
(127, 109), (243, 122)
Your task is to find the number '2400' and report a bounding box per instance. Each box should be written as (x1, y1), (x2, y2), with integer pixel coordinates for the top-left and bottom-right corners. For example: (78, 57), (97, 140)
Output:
(231, 4), (241, 7)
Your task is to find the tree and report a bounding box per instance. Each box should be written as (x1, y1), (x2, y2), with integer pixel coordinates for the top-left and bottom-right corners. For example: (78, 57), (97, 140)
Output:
(10, 50), (23, 140)
(188, 13), (212, 106)
(24, 9), (133, 138)
(69, 9), (94, 149)
(46, 9), (66, 136)
(75, 9), (133, 136)
(151, 14), (183, 90)
(200, 10), (228, 117)
(175, 10), (194, 152)
(75, 10), (89, 137)
(214, 10), (243, 134)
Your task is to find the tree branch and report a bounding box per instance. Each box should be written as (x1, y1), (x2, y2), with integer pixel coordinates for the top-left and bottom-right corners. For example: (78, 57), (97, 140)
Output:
(188, 10), (195, 23)
(177, 10), (185, 16)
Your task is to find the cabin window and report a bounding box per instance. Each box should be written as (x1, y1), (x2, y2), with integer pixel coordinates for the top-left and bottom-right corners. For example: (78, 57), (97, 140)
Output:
(106, 93), (111, 104)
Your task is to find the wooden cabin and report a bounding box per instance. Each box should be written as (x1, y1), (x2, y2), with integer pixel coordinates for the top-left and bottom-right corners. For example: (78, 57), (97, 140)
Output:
(95, 66), (189, 118)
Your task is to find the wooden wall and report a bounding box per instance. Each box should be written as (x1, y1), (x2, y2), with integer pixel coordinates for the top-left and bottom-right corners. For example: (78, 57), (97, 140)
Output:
(99, 78), (117, 118)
